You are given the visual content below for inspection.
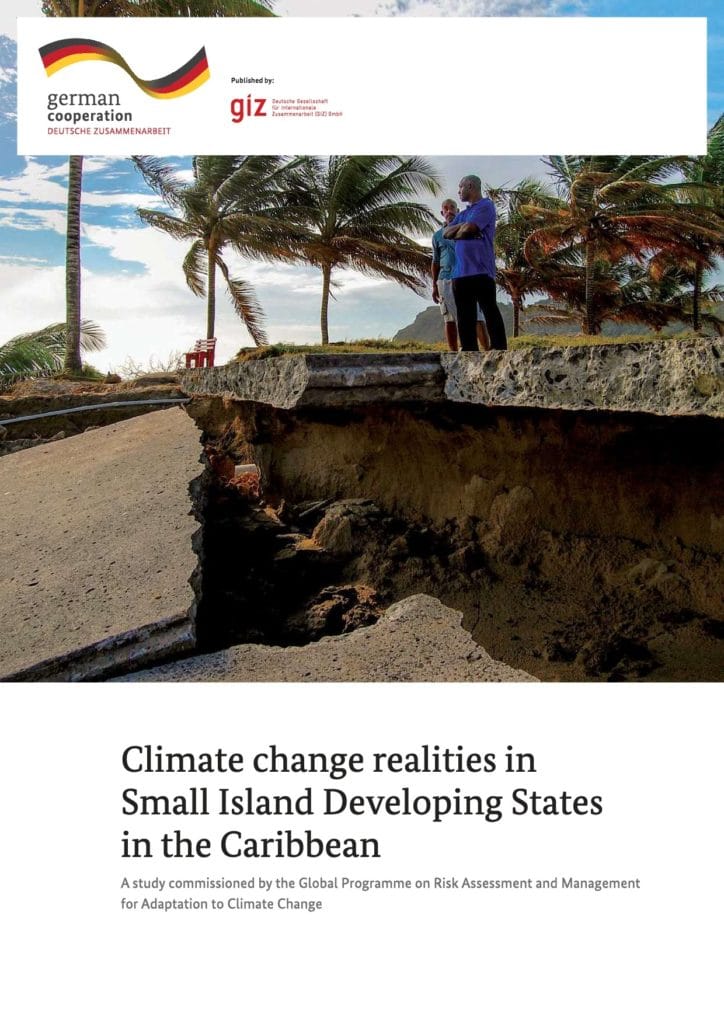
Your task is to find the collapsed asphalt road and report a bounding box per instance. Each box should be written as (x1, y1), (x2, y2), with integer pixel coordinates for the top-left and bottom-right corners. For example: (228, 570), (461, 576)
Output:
(0, 408), (202, 680)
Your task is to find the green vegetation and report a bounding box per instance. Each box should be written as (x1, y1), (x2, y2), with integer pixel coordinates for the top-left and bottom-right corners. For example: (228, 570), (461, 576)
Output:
(234, 333), (696, 363)
(0, 321), (106, 388)
(134, 155), (306, 346)
(284, 156), (440, 344)
(671, 114), (724, 330)
(235, 338), (446, 361)
(499, 132), (724, 337)
(54, 365), (106, 381)
(508, 333), (706, 349)
(488, 178), (560, 338)
(136, 155), (441, 349)
(42, 1), (272, 14)
(524, 155), (715, 334)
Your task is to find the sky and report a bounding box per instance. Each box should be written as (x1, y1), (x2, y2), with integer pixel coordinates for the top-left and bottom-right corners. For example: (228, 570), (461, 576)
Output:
(0, 1), (721, 371)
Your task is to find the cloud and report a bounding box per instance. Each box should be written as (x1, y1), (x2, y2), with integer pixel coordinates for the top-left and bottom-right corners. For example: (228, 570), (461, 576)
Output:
(82, 221), (181, 269)
(0, 205), (66, 232)
(1, 257), (218, 371)
(278, 0), (586, 14)
(0, 157), (164, 238)
(0, 147), (444, 363)
(0, 159), (70, 209)
(81, 157), (125, 175)
(0, 253), (47, 264)
(374, 0), (583, 13)
(0, 157), (162, 208)
(2, 213), (431, 369)
(290, 270), (390, 295)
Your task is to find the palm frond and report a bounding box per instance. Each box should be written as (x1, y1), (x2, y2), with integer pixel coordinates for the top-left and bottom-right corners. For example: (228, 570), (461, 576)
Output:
(182, 240), (207, 297)
(138, 0), (274, 14)
(133, 156), (189, 207)
(216, 255), (268, 347)
(213, 155), (292, 211)
(1, 320), (106, 385)
(45, 0), (275, 15)
(137, 208), (197, 241)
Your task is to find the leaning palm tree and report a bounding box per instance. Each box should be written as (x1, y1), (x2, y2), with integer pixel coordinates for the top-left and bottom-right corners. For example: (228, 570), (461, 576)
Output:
(135, 155), (306, 345)
(671, 116), (724, 330)
(285, 156), (440, 344)
(619, 256), (724, 335)
(0, 320), (106, 388)
(41, 0), (275, 373)
(488, 178), (560, 337)
(41, 1), (273, 21)
(525, 257), (629, 336)
(527, 252), (724, 337)
(522, 154), (722, 335)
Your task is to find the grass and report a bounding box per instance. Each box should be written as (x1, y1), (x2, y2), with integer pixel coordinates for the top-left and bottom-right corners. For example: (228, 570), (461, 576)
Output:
(511, 332), (709, 348)
(235, 338), (445, 361)
(234, 333), (705, 362)
(52, 364), (106, 381)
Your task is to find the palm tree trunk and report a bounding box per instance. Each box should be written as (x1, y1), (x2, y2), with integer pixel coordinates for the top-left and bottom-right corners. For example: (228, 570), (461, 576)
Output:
(584, 239), (595, 335)
(692, 261), (702, 332)
(207, 251), (216, 339)
(64, 154), (83, 373)
(513, 297), (521, 338)
(320, 263), (331, 345)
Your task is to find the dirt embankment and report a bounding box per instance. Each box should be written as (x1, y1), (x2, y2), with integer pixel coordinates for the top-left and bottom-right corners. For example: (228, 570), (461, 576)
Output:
(190, 398), (723, 682)
(0, 376), (185, 455)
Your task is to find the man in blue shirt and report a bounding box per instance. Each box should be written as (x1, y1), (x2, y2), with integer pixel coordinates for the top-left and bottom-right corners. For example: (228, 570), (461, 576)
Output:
(432, 198), (490, 352)
(444, 175), (508, 351)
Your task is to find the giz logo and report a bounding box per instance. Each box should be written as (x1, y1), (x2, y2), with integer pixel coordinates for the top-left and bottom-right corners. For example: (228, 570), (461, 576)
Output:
(231, 94), (267, 123)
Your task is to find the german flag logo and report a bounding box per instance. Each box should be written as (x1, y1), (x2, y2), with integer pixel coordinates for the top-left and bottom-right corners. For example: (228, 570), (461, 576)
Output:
(39, 38), (210, 99)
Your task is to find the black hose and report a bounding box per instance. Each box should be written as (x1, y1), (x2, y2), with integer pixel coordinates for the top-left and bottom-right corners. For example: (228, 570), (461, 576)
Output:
(0, 397), (191, 428)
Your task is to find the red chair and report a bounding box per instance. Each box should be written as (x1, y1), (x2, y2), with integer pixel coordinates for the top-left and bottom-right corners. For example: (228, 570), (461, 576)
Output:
(185, 338), (216, 368)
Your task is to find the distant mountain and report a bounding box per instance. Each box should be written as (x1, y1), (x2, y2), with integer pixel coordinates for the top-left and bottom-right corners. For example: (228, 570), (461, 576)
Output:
(394, 299), (723, 342)
(0, 35), (17, 145)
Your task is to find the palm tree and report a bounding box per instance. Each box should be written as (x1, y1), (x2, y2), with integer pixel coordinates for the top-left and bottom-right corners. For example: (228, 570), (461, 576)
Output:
(285, 156), (440, 344)
(135, 155), (306, 346)
(64, 152), (84, 372)
(488, 178), (560, 338)
(522, 154), (722, 335)
(526, 254), (724, 337)
(618, 256), (724, 335)
(0, 321), (106, 388)
(41, 1), (273, 18)
(524, 257), (628, 336)
(41, 0), (275, 373)
(672, 116), (724, 330)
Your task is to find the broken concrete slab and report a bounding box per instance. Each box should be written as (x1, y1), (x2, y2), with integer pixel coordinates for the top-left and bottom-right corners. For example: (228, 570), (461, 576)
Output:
(187, 368), (723, 680)
(118, 594), (538, 682)
(181, 352), (445, 408)
(0, 408), (202, 681)
(443, 338), (723, 417)
(180, 339), (722, 418)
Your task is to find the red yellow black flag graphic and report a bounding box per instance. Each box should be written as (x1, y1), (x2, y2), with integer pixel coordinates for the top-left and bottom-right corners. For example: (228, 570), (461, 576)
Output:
(39, 38), (210, 99)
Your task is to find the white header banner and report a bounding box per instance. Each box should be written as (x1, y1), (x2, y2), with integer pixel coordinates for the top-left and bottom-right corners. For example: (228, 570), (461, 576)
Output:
(16, 17), (707, 156)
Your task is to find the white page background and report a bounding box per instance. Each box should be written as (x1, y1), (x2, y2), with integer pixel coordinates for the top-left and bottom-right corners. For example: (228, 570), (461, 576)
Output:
(0, 683), (721, 1023)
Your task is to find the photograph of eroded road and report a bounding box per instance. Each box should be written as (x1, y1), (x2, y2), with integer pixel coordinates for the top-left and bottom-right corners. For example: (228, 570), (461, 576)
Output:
(1, 142), (722, 681)
(2, 339), (722, 682)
